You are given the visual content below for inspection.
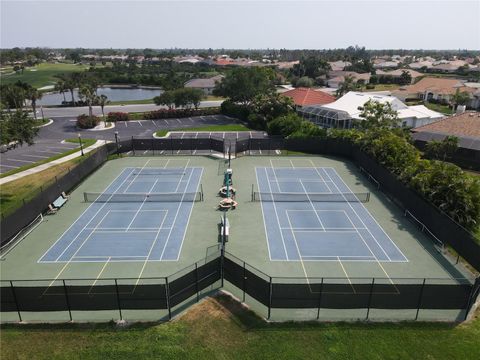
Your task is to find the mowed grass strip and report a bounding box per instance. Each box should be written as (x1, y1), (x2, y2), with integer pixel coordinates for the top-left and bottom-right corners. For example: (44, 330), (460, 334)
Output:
(0, 143), (97, 216)
(155, 124), (250, 137)
(1, 294), (479, 360)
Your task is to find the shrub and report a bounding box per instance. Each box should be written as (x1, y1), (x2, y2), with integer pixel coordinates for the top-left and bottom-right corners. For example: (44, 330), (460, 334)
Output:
(220, 100), (250, 121)
(107, 112), (130, 122)
(143, 107), (220, 120)
(76, 114), (100, 129)
(365, 84), (375, 89)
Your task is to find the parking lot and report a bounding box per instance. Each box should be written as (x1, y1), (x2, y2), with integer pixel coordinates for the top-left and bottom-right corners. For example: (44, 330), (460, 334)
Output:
(0, 115), (255, 174)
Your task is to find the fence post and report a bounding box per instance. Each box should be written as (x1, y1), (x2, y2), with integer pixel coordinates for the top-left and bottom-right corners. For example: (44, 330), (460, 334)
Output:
(195, 262), (200, 303)
(268, 277), (273, 320)
(131, 136), (135, 156)
(114, 279), (123, 321)
(464, 277), (480, 321)
(242, 261), (246, 302)
(415, 278), (426, 320)
(151, 138), (154, 156)
(316, 278), (324, 320)
(366, 278), (375, 320)
(10, 281), (22, 322)
(165, 277), (172, 320)
(171, 137), (174, 155)
(62, 280), (72, 322)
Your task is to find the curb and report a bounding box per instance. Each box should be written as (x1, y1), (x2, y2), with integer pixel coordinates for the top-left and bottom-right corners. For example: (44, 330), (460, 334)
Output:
(86, 122), (115, 131)
(35, 118), (54, 128)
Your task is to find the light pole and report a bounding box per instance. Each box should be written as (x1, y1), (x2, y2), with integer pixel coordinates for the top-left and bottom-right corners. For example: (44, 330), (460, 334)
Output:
(78, 133), (84, 156)
(114, 131), (119, 155)
(40, 105), (45, 121)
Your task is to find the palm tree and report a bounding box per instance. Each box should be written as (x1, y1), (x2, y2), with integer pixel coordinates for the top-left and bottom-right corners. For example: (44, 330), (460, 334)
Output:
(335, 75), (358, 97)
(54, 80), (67, 104)
(26, 87), (43, 120)
(451, 89), (471, 111)
(98, 94), (109, 126)
(78, 84), (96, 117)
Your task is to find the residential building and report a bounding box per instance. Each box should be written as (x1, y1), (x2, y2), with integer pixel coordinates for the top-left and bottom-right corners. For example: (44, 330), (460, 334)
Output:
(298, 91), (444, 129)
(184, 75), (224, 95)
(327, 71), (371, 88)
(411, 111), (480, 168)
(280, 87), (335, 108)
(393, 77), (480, 109)
(375, 69), (423, 84)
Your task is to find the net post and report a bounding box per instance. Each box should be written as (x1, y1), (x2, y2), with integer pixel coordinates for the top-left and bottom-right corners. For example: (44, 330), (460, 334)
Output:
(195, 262), (200, 303)
(114, 279), (123, 321)
(83, 192), (87, 202)
(415, 278), (426, 320)
(251, 184), (254, 202)
(242, 261), (246, 302)
(267, 276), (273, 320)
(316, 278), (324, 320)
(200, 184), (204, 201)
(366, 277), (375, 320)
(165, 277), (172, 320)
(10, 280), (22, 322)
(62, 279), (73, 322)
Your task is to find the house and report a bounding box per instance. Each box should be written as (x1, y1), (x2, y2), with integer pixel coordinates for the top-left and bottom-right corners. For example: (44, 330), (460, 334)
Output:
(328, 60), (352, 71)
(327, 71), (371, 88)
(373, 61), (400, 69)
(411, 111), (480, 168)
(184, 75), (224, 95)
(280, 87), (335, 108)
(375, 69), (423, 84)
(392, 77), (480, 109)
(298, 91), (444, 129)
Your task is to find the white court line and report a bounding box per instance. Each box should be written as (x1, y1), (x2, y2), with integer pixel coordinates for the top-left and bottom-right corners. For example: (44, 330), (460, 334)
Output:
(299, 179), (325, 231)
(125, 179), (159, 231)
(321, 168), (398, 289)
(321, 168), (392, 261)
(88, 257), (111, 293)
(123, 159), (151, 193)
(337, 256), (356, 293)
(264, 166), (289, 260)
(255, 168), (274, 261)
(159, 161), (193, 261)
(37, 169), (133, 263)
(22, 154), (50, 159)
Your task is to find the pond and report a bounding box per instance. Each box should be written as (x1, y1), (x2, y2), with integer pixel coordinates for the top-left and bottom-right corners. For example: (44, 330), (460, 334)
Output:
(38, 87), (162, 106)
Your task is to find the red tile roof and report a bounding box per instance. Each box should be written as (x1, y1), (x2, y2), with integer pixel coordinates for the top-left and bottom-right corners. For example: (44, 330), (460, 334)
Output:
(412, 111), (480, 138)
(281, 87), (336, 107)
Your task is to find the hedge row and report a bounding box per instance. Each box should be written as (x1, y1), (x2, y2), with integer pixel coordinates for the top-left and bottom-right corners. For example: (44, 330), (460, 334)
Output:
(76, 114), (101, 129)
(106, 108), (221, 122)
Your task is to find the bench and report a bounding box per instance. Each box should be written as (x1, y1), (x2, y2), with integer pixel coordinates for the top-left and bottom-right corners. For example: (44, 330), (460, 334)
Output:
(53, 196), (67, 209)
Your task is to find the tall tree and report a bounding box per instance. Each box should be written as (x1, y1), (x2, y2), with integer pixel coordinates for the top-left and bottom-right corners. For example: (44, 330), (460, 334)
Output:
(98, 94), (109, 126)
(425, 136), (459, 161)
(26, 87), (43, 120)
(213, 67), (275, 105)
(335, 75), (358, 97)
(78, 84), (97, 117)
(357, 100), (399, 129)
(0, 107), (39, 145)
(451, 89), (471, 109)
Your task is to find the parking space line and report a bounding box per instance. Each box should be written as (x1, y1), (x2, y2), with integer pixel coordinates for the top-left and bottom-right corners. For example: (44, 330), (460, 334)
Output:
(0, 164), (17, 168)
(151, 120), (158, 127)
(165, 119), (170, 125)
(37, 150), (62, 154)
(124, 122), (128, 127)
(137, 121), (142, 126)
(176, 119), (182, 124)
(22, 154), (50, 159)
(7, 158), (35, 163)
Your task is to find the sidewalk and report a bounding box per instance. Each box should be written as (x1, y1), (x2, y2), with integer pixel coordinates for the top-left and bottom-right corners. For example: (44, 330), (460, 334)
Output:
(0, 140), (109, 185)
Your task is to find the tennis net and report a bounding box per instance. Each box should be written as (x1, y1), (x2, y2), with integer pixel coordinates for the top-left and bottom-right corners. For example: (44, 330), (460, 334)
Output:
(129, 168), (187, 176)
(84, 191), (203, 203)
(252, 192), (370, 203)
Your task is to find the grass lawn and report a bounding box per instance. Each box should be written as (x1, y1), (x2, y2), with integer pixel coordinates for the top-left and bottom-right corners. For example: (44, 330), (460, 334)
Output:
(155, 124), (250, 137)
(363, 84), (401, 92)
(0, 153), (91, 217)
(0, 62), (91, 88)
(0, 138), (96, 181)
(107, 98), (155, 105)
(424, 102), (454, 115)
(1, 294), (479, 360)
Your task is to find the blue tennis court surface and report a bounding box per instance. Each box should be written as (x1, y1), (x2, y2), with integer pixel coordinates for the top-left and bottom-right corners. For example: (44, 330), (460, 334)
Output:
(39, 166), (203, 263)
(256, 166), (408, 262)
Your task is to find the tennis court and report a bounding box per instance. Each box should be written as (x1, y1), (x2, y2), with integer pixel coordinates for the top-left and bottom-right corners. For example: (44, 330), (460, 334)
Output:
(255, 164), (408, 263)
(39, 164), (203, 263)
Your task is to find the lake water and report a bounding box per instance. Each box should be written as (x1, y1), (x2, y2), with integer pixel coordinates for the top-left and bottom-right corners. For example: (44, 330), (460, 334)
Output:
(38, 87), (162, 106)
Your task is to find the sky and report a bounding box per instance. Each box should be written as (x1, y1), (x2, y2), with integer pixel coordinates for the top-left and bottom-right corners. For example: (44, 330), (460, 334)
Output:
(1, 0), (479, 50)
